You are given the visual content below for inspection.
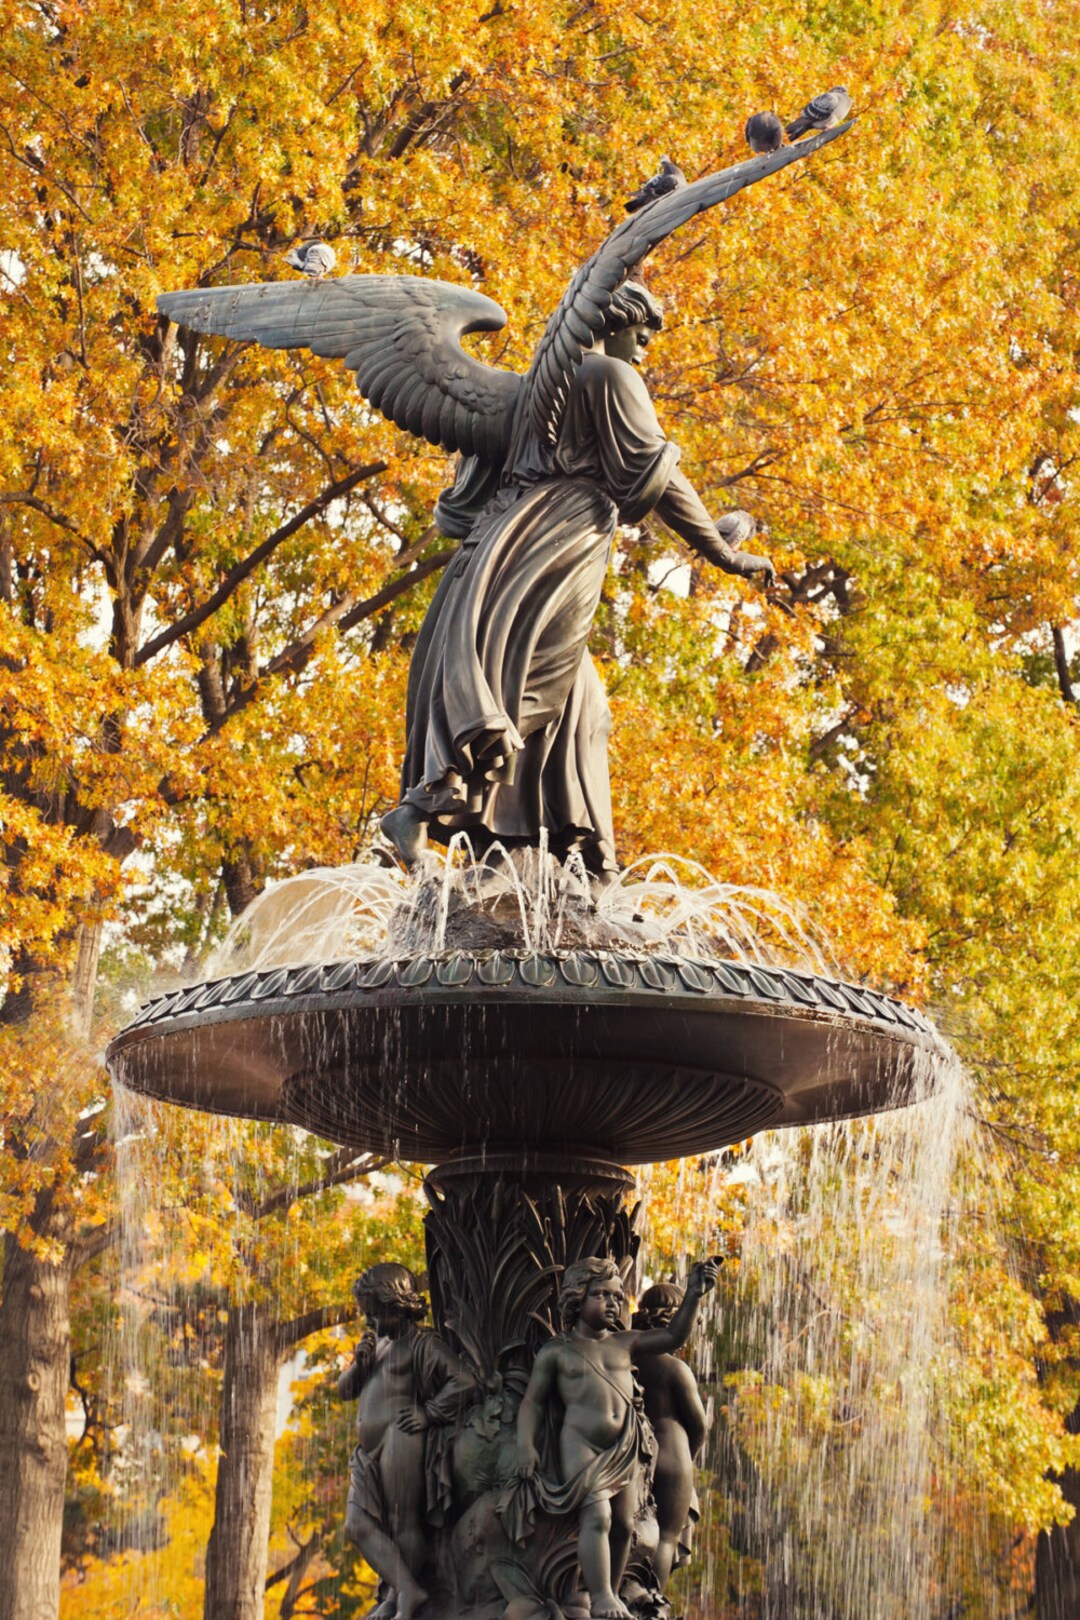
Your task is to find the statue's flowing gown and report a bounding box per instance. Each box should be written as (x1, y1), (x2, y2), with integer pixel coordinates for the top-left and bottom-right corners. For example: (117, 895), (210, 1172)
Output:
(400, 351), (719, 872)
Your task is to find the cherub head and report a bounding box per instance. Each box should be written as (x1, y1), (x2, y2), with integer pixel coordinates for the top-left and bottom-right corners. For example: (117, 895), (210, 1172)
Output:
(559, 1257), (626, 1329)
(353, 1263), (428, 1333)
(631, 1281), (683, 1331)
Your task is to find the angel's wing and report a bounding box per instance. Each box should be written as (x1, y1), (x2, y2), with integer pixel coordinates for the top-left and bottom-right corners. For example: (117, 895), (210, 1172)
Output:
(156, 275), (522, 463)
(522, 119), (853, 449)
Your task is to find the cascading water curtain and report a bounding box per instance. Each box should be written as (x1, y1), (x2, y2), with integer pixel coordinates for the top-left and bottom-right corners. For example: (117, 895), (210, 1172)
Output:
(646, 1058), (1032, 1620)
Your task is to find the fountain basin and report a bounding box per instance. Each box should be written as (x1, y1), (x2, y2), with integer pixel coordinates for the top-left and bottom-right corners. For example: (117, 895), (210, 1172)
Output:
(107, 949), (949, 1162)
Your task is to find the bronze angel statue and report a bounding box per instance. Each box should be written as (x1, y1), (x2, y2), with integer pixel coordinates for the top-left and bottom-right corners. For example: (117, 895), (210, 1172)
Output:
(158, 124), (849, 884)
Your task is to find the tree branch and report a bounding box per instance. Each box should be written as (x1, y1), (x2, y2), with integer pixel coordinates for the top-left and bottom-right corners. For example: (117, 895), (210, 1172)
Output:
(133, 461), (387, 666)
(275, 1299), (356, 1354)
(72, 1218), (122, 1272)
(266, 1525), (319, 1595)
(204, 546), (454, 736)
(0, 491), (97, 555)
(236, 1148), (389, 1220)
(1051, 625), (1077, 705)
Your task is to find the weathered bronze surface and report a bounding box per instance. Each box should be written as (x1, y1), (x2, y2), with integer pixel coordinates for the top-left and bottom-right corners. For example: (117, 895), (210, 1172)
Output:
(111, 113), (957, 1620)
(107, 948), (945, 1162)
(156, 126), (849, 879)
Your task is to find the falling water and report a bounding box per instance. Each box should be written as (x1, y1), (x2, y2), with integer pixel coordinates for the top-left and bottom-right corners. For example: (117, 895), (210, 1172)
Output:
(637, 1058), (1031, 1619)
(96, 847), (1032, 1617)
(205, 845), (835, 975)
(100, 1082), (423, 1615)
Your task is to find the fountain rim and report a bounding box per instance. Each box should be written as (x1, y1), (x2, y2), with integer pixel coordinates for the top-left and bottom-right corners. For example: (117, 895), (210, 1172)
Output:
(107, 945), (946, 1059)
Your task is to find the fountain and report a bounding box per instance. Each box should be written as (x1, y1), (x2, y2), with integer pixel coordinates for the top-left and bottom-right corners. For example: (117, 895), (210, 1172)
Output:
(106, 121), (958, 1620)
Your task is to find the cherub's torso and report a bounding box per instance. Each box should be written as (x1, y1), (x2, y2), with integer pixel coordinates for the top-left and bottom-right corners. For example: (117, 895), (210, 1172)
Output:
(355, 1331), (419, 1450)
(550, 1328), (638, 1449)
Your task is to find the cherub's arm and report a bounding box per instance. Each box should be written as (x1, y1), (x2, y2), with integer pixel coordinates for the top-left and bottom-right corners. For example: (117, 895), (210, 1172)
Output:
(517, 1342), (559, 1476)
(337, 1330), (376, 1399)
(633, 1259), (722, 1356)
(398, 1329), (477, 1433)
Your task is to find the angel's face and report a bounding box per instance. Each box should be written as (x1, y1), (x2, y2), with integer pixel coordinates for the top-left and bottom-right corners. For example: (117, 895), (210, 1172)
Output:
(604, 322), (654, 367)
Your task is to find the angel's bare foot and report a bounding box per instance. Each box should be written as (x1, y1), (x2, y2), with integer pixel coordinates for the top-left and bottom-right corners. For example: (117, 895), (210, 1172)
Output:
(369, 1600), (396, 1620)
(381, 804), (429, 869)
(394, 1578), (428, 1620)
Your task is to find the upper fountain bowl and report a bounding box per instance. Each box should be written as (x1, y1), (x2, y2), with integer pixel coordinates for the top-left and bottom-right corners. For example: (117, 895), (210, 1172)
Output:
(106, 947), (951, 1163)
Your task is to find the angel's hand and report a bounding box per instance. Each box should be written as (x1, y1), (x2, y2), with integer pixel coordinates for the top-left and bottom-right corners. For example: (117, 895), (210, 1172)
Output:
(726, 550), (775, 586)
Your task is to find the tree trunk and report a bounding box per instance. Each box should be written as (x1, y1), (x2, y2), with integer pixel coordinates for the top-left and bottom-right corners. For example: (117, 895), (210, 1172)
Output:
(0, 1195), (74, 1620)
(203, 1304), (282, 1620)
(1035, 1398), (1080, 1618)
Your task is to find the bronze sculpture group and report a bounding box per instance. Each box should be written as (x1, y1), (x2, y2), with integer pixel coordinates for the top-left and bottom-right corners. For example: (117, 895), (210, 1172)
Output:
(155, 109), (855, 1620)
(340, 1259), (717, 1620)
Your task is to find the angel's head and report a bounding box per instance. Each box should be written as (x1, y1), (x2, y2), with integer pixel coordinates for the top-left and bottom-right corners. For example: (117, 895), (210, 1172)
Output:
(602, 280), (663, 368)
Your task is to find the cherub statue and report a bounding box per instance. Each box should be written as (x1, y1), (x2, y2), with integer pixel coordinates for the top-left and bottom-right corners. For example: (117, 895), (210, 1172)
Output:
(337, 1263), (475, 1620)
(631, 1282), (710, 1589)
(157, 125), (848, 884)
(501, 1255), (719, 1620)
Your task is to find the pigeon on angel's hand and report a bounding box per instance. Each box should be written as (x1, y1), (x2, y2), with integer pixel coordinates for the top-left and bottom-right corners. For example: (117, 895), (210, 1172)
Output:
(715, 508), (758, 549)
(625, 156), (687, 213)
(285, 240), (337, 279)
(786, 87), (852, 141)
(745, 111), (784, 154)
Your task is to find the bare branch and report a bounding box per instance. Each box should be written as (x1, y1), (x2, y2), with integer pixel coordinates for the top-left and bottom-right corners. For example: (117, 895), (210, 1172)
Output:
(275, 1299), (356, 1354)
(236, 1147), (389, 1220)
(134, 462), (386, 665)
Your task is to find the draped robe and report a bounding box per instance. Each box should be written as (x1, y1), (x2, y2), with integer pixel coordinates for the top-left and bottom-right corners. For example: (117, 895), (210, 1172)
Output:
(400, 351), (724, 872)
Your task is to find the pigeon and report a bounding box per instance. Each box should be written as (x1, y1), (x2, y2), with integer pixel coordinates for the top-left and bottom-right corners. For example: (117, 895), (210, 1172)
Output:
(744, 111), (784, 155)
(285, 240), (338, 280)
(715, 509), (758, 549)
(624, 157), (687, 214)
(786, 87), (852, 141)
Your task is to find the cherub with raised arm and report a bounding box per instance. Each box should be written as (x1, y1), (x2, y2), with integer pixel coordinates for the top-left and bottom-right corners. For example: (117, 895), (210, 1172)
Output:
(504, 1255), (719, 1620)
(631, 1282), (710, 1589)
(338, 1264), (475, 1620)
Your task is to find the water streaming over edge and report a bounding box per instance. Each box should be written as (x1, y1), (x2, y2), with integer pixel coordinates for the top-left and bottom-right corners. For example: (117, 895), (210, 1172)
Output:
(99, 851), (1030, 1616)
(636, 1058), (1030, 1619)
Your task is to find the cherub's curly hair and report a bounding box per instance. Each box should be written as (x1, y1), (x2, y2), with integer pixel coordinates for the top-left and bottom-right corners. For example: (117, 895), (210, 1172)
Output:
(352, 1263), (428, 1321)
(559, 1257), (624, 1328)
(631, 1281), (683, 1331)
(603, 279), (664, 336)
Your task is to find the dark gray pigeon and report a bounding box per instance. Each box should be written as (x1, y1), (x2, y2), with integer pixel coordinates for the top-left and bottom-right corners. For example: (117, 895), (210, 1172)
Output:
(285, 240), (338, 279)
(715, 509), (758, 549)
(786, 87), (852, 141)
(624, 156), (687, 214)
(745, 111), (784, 154)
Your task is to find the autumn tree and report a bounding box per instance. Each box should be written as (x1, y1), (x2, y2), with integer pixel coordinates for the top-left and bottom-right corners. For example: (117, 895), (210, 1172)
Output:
(3, 0), (1080, 1614)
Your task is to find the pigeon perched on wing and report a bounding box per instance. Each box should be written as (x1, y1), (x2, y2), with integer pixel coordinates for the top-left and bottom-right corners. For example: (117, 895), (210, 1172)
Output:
(744, 112), (784, 155)
(786, 87), (852, 141)
(285, 240), (338, 280)
(715, 509), (758, 548)
(624, 157), (687, 214)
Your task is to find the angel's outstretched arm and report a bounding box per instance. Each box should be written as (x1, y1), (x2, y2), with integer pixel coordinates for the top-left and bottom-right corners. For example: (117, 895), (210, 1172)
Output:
(654, 469), (772, 581)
